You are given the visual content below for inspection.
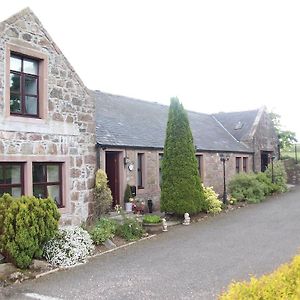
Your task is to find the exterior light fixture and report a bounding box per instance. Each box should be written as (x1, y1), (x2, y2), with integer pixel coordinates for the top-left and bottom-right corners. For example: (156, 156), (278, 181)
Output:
(124, 156), (130, 165)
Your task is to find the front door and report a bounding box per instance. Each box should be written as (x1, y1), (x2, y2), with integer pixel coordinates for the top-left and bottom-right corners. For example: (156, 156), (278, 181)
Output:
(105, 151), (120, 207)
(261, 151), (271, 172)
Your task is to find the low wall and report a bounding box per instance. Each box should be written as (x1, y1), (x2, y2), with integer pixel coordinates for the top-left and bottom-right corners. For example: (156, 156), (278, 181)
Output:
(283, 159), (300, 185)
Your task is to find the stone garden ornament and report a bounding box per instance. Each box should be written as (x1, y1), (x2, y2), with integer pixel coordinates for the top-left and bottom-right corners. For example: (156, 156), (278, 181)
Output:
(182, 213), (190, 225)
(162, 218), (168, 232)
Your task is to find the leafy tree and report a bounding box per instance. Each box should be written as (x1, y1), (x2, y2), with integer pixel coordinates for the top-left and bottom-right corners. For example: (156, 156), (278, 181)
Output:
(160, 97), (205, 215)
(269, 112), (297, 149)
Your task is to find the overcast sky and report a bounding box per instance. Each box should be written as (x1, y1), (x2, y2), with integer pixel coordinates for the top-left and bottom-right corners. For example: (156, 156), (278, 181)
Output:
(1, 1), (300, 139)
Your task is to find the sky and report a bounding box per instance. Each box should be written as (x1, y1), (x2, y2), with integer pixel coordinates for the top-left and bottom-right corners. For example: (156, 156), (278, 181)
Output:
(1, 1), (300, 139)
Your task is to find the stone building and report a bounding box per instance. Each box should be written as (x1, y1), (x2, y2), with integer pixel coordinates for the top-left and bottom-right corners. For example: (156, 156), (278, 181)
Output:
(95, 92), (279, 211)
(0, 8), (96, 224)
(0, 8), (279, 221)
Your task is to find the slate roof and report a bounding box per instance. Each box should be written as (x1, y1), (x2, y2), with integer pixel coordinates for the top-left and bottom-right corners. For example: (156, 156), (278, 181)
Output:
(94, 91), (253, 153)
(213, 110), (259, 141)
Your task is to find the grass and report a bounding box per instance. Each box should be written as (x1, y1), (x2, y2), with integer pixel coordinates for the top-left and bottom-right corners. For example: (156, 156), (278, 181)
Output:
(281, 144), (300, 161)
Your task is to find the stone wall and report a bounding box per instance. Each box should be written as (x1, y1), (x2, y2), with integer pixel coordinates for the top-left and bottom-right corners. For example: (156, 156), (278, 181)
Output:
(0, 9), (96, 224)
(283, 159), (300, 185)
(243, 109), (279, 172)
(203, 152), (253, 196)
(100, 148), (253, 210)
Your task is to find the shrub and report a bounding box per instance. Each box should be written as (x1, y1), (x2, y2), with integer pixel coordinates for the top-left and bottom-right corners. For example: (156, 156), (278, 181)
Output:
(43, 226), (94, 267)
(116, 218), (144, 241)
(89, 218), (117, 245)
(124, 184), (133, 203)
(255, 172), (275, 196)
(94, 169), (113, 219)
(143, 215), (162, 224)
(219, 254), (300, 299)
(0, 194), (60, 269)
(202, 185), (222, 214)
(228, 173), (265, 203)
(265, 160), (288, 192)
(161, 97), (205, 215)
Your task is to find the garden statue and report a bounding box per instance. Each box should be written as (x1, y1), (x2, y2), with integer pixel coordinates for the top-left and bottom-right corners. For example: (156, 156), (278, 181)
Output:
(162, 218), (168, 232)
(183, 212), (190, 225)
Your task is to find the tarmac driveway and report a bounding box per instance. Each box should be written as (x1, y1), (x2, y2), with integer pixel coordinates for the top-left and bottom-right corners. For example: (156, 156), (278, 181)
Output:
(2, 186), (300, 299)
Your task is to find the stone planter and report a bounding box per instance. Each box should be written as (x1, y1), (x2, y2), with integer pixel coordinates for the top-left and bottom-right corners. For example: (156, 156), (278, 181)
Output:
(143, 222), (163, 234)
(125, 202), (133, 212)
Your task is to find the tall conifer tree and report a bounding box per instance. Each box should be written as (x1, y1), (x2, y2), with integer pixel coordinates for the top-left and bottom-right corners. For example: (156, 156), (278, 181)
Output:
(160, 97), (205, 215)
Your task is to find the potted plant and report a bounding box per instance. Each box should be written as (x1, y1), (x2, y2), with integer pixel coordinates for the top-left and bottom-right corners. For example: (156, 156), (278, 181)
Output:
(142, 215), (163, 234)
(132, 199), (145, 214)
(124, 184), (133, 212)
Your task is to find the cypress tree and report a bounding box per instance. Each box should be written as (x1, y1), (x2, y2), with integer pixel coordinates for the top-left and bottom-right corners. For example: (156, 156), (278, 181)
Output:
(160, 97), (205, 215)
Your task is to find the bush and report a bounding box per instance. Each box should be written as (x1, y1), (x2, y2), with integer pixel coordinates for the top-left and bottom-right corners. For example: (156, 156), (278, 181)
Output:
(116, 218), (145, 241)
(228, 173), (265, 203)
(94, 169), (113, 219)
(0, 194), (60, 269)
(89, 218), (117, 245)
(161, 98), (205, 215)
(219, 254), (300, 299)
(43, 226), (94, 267)
(202, 185), (222, 214)
(143, 215), (162, 224)
(265, 160), (288, 192)
(255, 172), (275, 195)
(124, 184), (133, 203)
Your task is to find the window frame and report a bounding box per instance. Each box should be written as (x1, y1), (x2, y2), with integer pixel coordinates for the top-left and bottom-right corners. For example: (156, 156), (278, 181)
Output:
(32, 162), (63, 208)
(159, 153), (164, 187)
(196, 154), (204, 179)
(236, 157), (241, 173)
(137, 153), (145, 189)
(243, 157), (248, 172)
(10, 53), (40, 117)
(5, 43), (48, 121)
(0, 162), (24, 197)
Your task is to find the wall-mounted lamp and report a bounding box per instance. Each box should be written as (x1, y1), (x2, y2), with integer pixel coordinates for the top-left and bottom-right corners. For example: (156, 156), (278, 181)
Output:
(124, 156), (130, 165)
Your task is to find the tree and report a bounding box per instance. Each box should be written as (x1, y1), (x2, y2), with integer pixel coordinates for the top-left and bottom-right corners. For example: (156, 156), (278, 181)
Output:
(94, 169), (113, 219)
(160, 97), (205, 215)
(269, 112), (297, 149)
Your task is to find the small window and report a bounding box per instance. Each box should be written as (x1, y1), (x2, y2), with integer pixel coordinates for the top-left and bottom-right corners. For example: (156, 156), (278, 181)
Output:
(10, 54), (39, 117)
(196, 155), (203, 178)
(0, 163), (24, 197)
(32, 163), (63, 207)
(159, 153), (164, 187)
(243, 157), (248, 172)
(137, 153), (144, 189)
(236, 157), (241, 173)
(234, 121), (244, 130)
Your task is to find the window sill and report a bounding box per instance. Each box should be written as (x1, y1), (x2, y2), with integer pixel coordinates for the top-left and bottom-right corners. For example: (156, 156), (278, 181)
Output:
(0, 115), (79, 136)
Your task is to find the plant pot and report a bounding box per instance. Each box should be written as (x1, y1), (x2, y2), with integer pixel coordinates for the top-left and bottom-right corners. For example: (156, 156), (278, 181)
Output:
(125, 202), (133, 212)
(143, 222), (163, 234)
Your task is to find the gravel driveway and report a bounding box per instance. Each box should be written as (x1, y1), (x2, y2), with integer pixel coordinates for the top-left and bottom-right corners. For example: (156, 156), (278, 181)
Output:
(2, 186), (300, 300)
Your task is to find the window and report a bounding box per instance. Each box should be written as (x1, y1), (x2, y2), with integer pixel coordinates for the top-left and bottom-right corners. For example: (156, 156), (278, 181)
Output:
(10, 54), (39, 117)
(32, 163), (63, 207)
(0, 163), (24, 197)
(243, 157), (248, 172)
(159, 153), (163, 187)
(137, 153), (144, 189)
(236, 157), (241, 173)
(196, 155), (203, 178)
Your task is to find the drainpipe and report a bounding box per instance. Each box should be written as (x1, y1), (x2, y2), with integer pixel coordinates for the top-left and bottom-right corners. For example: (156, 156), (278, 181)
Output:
(96, 144), (101, 170)
(252, 137), (256, 173)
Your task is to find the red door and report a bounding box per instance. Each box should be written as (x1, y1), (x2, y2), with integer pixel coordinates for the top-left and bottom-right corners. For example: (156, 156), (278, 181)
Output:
(105, 152), (120, 207)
